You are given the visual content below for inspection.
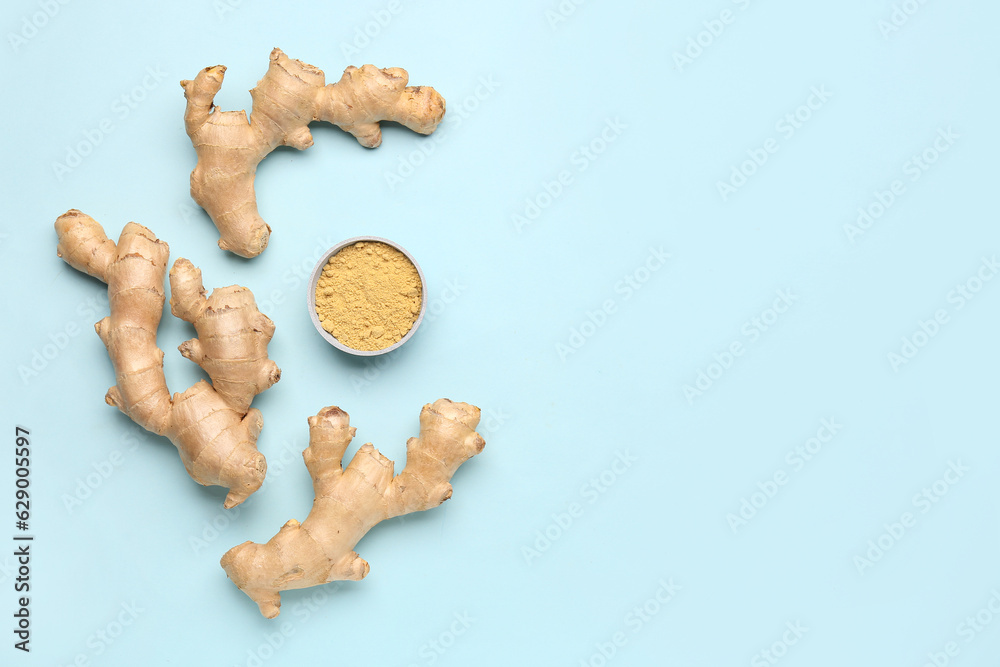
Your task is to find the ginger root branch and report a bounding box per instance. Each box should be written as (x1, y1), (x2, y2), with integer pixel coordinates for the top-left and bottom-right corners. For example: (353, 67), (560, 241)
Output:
(181, 48), (446, 257)
(221, 399), (484, 618)
(55, 210), (280, 507)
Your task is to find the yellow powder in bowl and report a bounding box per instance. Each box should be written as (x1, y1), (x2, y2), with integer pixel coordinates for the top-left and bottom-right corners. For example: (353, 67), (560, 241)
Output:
(314, 241), (422, 351)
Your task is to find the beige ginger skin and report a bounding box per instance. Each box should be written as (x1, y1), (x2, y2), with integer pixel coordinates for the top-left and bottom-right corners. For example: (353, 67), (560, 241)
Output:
(55, 210), (280, 507)
(221, 399), (484, 618)
(181, 48), (446, 258)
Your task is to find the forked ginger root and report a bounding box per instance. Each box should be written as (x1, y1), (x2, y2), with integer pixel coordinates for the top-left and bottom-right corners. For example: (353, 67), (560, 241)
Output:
(221, 399), (484, 618)
(181, 48), (446, 258)
(55, 210), (280, 507)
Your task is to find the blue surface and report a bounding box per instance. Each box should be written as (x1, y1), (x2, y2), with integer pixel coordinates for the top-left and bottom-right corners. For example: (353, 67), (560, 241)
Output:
(2, 0), (999, 664)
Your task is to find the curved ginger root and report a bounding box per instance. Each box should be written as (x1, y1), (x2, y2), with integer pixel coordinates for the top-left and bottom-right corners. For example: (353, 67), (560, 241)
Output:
(181, 48), (446, 257)
(221, 399), (484, 618)
(55, 210), (280, 507)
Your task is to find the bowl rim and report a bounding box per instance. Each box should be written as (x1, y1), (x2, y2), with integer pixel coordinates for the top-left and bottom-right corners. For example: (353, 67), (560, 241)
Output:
(307, 235), (427, 357)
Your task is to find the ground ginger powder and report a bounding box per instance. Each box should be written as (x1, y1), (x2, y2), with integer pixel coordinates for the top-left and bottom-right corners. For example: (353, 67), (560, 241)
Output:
(315, 241), (422, 351)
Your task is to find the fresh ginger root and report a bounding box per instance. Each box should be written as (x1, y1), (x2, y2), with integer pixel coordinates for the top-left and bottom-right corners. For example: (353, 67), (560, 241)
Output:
(181, 48), (446, 258)
(55, 210), (280, 507)
(221, 399), (484, 618)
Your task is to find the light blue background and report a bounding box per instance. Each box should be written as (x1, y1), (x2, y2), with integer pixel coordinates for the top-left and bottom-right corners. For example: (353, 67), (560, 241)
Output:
(2, 0), (999, 665)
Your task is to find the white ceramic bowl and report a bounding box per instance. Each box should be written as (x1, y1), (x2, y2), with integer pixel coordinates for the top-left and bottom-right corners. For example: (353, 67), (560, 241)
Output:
(307, 236), (427, 356)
